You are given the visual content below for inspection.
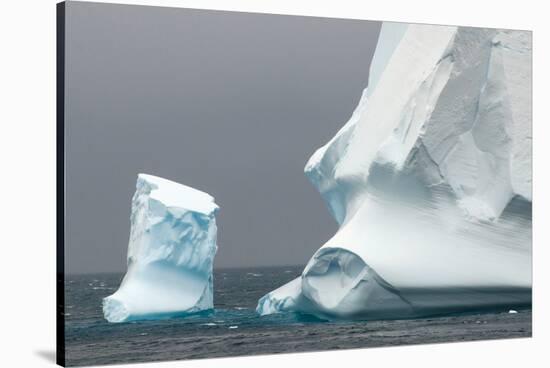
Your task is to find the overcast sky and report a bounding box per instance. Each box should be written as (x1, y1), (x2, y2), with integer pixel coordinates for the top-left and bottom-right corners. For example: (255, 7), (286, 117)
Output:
(64, 1), (381, 274)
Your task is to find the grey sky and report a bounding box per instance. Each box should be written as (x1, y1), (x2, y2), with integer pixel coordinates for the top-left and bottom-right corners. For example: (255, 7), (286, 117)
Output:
(64, 1), (381, 274)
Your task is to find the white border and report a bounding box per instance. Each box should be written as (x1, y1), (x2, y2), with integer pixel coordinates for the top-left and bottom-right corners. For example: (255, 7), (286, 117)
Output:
(57, 0), (534, 30)
(1, 1), (548, 367)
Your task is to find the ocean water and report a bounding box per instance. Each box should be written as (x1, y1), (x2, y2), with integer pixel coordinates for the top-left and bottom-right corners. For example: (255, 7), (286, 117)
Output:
(64, 266), (531, 367)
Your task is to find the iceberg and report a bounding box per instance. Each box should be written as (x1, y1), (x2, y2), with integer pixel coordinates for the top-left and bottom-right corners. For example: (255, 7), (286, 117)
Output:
(257, 23), (532, 320)
(103, 174), (219, 323)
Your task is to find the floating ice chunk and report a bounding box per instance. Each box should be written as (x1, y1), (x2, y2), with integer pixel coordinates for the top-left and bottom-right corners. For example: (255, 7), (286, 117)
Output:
(258, 23), (532, 320)
(103, 174), (219, 323)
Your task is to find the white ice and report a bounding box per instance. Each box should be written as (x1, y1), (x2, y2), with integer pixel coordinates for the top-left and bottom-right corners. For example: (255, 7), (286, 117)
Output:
(103, 174), (219, 323)
(257, 23), (532, 320)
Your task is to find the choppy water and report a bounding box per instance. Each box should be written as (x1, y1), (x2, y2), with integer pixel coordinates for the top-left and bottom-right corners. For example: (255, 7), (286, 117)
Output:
(64, 266), (531, 367)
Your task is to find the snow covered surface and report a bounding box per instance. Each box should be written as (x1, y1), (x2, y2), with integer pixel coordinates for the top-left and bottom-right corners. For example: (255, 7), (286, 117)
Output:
(103, 174), (219, 322)
(258, 23), (532, 320)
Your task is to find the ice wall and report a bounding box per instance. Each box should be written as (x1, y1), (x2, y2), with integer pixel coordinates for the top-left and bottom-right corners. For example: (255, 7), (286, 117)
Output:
(103, 174), (219, 323)
(257, 23), (532, 320)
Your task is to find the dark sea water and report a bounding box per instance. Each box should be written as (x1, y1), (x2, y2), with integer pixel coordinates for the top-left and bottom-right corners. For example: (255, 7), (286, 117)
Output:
(64, 266), (531, 367)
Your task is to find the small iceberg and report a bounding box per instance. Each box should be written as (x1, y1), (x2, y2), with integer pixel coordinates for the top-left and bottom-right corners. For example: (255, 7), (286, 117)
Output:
(103, 174), (219, 323)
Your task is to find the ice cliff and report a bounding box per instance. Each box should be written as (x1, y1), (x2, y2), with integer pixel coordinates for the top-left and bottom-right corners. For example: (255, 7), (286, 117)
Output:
(103, 174), (219, 323)
(257, 23), (532, 320)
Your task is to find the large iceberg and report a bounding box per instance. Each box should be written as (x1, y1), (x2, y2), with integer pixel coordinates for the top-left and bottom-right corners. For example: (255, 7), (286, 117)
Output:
(257, 23), (532, 320)
(103, 174), (219, 323)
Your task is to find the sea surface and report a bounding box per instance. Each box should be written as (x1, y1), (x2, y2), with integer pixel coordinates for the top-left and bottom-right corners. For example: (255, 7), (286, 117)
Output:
(64, 266), (531, 367)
